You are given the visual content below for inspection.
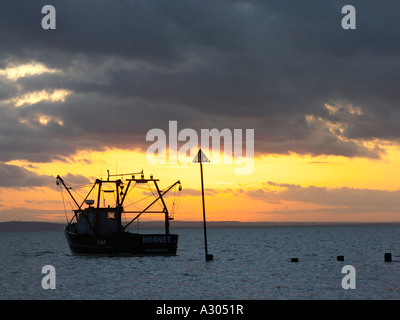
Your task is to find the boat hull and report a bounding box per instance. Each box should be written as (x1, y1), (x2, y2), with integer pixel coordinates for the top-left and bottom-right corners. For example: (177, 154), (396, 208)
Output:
(64, 229), (178, 256)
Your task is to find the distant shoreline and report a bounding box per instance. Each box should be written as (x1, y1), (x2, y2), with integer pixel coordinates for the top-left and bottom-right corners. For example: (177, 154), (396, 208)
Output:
(1, 220), (400, 231)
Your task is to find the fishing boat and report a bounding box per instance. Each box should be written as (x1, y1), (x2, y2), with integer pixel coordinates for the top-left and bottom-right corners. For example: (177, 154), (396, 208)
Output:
(56, 171), (182, 256)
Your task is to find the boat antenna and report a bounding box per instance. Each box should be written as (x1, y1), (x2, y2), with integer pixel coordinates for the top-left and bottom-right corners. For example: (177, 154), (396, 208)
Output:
(192, 149), (213, 262)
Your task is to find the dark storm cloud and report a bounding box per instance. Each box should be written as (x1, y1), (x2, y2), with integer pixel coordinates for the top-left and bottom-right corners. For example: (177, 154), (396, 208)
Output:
(1, 0), (400, 163)
(0, 162), (53, 187)
(246, 181), (400, 216)
(0, 162), (90, 188)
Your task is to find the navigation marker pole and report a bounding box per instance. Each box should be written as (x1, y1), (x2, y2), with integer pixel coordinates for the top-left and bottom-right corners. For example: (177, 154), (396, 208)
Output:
(193, 149), (213, 261)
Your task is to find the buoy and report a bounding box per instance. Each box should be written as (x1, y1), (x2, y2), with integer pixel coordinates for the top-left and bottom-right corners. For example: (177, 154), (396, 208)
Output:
(337, 255), (344, 261)
(291, 258), (299, 262)
(384, 253), (392, 262)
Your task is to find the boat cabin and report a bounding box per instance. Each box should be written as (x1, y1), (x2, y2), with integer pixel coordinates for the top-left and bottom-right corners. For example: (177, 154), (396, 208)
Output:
(75, 208), (120, 236)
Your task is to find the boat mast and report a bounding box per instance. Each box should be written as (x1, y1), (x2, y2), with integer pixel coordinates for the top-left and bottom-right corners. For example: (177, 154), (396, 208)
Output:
(96, 179), (102, 209)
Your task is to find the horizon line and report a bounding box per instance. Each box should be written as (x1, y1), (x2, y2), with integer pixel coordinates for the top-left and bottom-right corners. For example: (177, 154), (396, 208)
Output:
(1, 220), (400, 232)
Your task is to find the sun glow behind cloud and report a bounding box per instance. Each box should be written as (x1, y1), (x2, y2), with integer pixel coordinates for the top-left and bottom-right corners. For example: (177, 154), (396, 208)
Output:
(0, 62), (59, 80)
(4, 142), (400, 223)
(13, 89), (71, 107)
(0, 62), (72, 107)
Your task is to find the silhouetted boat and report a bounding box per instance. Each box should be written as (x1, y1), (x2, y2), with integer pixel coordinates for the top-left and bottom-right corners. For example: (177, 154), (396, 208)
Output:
(56, 171), (181, 256)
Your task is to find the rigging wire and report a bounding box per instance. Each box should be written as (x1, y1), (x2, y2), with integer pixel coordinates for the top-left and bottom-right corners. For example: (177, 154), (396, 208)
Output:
(170, 183), (182, 219)
(147, 183), (164, 210)
(58, 182), (75, 222)
(58, 183), (69, 223)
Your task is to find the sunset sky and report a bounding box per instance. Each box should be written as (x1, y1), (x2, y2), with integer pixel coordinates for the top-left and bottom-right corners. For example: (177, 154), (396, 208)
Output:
(1, 1), (400, 223)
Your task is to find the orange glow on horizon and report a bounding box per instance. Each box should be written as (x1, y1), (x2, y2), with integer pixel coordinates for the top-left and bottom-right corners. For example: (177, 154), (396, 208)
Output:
(3, 143), (400, 223)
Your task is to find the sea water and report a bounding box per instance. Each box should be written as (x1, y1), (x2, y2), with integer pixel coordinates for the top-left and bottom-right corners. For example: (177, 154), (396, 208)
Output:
(0, 225), (399, 300)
